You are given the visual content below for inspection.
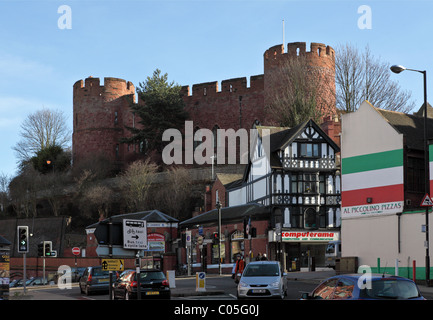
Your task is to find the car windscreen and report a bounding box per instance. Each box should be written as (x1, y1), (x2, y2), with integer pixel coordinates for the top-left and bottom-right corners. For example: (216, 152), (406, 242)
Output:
(243, 264), (280, 277)
(325, 244), (335, 254)
(137, 271), (166, 282)
(92, 268), (110, 277)
(360, 279), (421, 299)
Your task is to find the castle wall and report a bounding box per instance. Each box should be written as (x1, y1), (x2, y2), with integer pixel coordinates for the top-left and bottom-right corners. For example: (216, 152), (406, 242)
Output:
(72, 77), (136, 171)
(72, 42), (337, 170)
(181, 75), (265, 130)
(264, 42), (336, 118)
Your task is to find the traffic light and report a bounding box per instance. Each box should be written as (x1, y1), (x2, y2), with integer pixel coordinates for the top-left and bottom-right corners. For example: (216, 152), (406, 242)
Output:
(17, 226), (29, 253)
(38, 242), (44, 257)
(44, 241), (53, 257)
(212, 232), (219, 244)
(251, 227), (257, 238)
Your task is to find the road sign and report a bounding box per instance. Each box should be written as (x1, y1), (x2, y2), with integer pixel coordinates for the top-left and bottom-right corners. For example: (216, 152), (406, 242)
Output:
(94, 221), (123, 245)
(96, 245), (144, 258)
(421, 194), (433, 207)
(72, 247), (80, 256)
(101, 259), (124, 271)
(196, 272), (206, 292)
(186, 230), (191, 247)
(123, 219), (147, 250)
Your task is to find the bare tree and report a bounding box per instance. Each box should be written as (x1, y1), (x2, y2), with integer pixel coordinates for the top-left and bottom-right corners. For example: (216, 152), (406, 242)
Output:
(0, 172), (10, 214)
(40, 171), (69, 216)
(73, 169), (98, 218)
(84, 184), (114, 221)
(150, 166), (192, 219)
(119, 159), (158, 212)
(8, 166), (41, 218)
(13, 108), (71, 164)
(336, 43), (415, 113)
(265, 55), (334, 127)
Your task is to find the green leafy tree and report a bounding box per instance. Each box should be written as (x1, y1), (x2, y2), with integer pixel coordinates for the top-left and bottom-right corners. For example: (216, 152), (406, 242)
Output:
(30, 145), (71, 174)
(121, 69), (189, 157)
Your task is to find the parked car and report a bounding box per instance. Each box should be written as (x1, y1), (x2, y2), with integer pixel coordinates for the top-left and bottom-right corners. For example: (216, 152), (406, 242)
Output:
(325, 240), (341, 269)
(79, 266), (112, 295)
(301, 274), (425, 300)
(26, 277), (47, 286)
(56, 267), (86, 284)
(237, 261), (287, 299)
(111, 269), (170, 300)
(9, 279), (24, 288)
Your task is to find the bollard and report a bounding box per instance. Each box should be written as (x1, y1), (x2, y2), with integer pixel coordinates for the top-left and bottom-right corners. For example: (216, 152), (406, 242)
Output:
(395, 259), (399, 276)
(413, 260), (416, 282)
(196, 272), (206, 292)
(167, 270), (176, 289)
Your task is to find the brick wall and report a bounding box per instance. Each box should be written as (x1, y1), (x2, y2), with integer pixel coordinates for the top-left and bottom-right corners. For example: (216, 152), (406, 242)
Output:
(72, 42), (337, 170)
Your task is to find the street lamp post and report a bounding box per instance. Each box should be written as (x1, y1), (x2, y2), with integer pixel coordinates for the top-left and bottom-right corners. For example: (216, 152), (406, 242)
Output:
(216, 201), (222, 275)
(391, 65), (430, 285)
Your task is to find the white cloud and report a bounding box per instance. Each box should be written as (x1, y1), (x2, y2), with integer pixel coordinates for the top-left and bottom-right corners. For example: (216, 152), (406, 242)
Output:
(0, 52), (54, 80)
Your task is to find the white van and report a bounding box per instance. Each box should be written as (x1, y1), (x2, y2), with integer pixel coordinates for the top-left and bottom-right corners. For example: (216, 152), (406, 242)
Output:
(325, 240), (341, 269)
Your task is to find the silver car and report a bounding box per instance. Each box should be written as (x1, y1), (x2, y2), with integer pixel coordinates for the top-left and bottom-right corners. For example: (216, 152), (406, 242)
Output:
(237, 261), (287, 299)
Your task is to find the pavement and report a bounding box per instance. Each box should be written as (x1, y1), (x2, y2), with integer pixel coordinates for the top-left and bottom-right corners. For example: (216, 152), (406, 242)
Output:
(8, 270), (433, 299)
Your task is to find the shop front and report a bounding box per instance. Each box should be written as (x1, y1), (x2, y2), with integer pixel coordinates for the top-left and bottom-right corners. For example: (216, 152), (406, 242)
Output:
(270, 230), (340, 271)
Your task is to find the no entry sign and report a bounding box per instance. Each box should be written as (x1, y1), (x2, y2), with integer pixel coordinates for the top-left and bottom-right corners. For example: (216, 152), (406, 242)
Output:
(72, 247), (80, 256)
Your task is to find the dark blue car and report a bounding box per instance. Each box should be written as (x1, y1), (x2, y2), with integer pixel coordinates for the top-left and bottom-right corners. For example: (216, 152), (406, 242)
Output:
(301, 274), (425, 300)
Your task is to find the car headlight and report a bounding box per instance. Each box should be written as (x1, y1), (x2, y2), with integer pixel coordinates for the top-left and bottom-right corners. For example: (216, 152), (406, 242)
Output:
(270, 281), (280, 288)
(239, 281), (248, 288)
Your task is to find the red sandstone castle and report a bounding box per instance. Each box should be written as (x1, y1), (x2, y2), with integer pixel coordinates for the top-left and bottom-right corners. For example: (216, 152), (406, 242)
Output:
(72, 42), (339, 170)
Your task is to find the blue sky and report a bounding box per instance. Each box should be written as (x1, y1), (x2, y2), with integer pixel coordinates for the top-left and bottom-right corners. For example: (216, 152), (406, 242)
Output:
(0, 0), (432, 178)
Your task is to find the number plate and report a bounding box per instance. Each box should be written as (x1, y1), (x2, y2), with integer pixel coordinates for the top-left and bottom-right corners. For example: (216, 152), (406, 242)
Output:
(98, 279), (109, 283)
(146, 291), (159, 295)
(252, 289), (266, 293)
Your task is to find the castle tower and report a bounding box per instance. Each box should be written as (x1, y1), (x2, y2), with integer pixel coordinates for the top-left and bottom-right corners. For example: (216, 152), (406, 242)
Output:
(72, 76), (136, 172)
(263, 42), (336, 121)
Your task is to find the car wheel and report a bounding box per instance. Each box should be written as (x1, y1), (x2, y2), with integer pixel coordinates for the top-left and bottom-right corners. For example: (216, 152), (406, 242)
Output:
(85, 285), (91, 296)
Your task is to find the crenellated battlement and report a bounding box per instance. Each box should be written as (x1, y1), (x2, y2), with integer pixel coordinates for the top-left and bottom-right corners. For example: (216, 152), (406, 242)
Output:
(264, 42), (335, 68)
(72, 41), (336, 171)
(181, 74), (264, 97)
(73, 76), (135, 102)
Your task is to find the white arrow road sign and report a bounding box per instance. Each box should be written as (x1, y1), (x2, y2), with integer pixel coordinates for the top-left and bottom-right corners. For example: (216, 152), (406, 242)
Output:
(123, 219), (148, 250)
